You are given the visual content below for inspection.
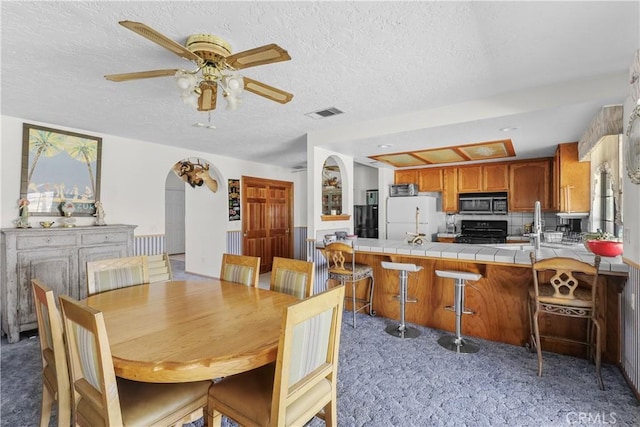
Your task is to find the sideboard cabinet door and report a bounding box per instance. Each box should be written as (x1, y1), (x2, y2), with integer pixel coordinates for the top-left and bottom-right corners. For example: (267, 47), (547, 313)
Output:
(17, 249), (78, 327)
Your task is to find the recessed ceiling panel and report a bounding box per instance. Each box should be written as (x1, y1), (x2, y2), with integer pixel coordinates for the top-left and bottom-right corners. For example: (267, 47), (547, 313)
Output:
(457, 139), (515, 160)
(413, 149), (466, 164)
(369, 153), (425, 167)
(369, 139), (516, 167)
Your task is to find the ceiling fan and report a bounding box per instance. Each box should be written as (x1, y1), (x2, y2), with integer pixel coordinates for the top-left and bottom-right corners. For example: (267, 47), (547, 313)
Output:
(105, 21), (293, 112)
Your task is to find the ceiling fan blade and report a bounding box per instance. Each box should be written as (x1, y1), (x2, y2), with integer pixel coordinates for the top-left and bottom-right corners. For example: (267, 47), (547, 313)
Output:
(198, 82), (217, 111)
(243, 77), (293, 104)
(225, 44), (291, 70)
(119, 20), (202, 63)
(104, 69), (179, 82)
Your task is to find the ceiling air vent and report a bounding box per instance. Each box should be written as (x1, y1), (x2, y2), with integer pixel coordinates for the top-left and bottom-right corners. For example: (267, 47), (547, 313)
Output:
(305, 107), (344, 120)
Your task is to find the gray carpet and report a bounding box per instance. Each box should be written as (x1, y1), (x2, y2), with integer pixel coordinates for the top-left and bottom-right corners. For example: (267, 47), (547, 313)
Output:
(2, 311), (638, 426)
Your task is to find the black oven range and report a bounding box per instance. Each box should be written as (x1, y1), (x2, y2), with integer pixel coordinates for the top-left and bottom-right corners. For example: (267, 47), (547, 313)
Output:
(454, 220), (508, 244)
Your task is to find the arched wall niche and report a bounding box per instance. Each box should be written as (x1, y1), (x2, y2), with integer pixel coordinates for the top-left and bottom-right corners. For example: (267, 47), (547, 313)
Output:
(321, 155), (349, 220)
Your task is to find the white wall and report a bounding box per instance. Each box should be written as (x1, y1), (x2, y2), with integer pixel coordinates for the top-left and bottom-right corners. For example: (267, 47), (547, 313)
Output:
(353, 164), (378, 205)
(1, 115), (307, 277)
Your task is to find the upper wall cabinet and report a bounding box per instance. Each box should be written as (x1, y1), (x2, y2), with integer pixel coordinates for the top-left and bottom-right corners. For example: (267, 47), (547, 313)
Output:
(509, 159), (552, 212)
(418, 168), (443, 192)
(553, 142), (591, 213)
(442, 168), (458, 212)
(394, 169), (418, 186)
(457, 164), (509, 192)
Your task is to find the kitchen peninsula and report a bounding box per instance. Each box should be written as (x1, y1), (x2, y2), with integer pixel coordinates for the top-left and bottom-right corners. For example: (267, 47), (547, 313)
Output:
(330, 238), (628, 363)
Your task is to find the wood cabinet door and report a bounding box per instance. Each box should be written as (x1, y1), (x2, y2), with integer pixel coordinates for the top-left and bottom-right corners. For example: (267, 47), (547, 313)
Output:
(457, 166), (482, 192)
(394, 170), (418, 186)
(509, 160), (551, 212)
(555, 142), (591, 213)
(442, 168), (458, 212)
(242, 176), (293, 273)
(17, 249), (77, 326)
(483, 163), (509, 191)
(418, 168), (443, 192)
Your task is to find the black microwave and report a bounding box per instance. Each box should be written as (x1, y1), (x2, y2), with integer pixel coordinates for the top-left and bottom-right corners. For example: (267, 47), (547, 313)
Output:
(458, 193), (508, 215)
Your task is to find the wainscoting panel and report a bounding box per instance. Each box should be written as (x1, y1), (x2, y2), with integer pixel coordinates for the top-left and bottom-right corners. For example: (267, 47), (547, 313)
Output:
(623, 263), (640, 396)
(294, 227), (307, 261)
(226, 231), (242, 255)
(134, 234), (166, 256)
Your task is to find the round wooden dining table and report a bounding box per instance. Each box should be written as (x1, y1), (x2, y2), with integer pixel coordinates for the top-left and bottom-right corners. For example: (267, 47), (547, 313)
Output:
(84, 279), (299, 383)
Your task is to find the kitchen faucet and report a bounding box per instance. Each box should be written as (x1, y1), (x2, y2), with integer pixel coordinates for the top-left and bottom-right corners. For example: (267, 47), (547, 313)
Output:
(531, 200), (542, 250)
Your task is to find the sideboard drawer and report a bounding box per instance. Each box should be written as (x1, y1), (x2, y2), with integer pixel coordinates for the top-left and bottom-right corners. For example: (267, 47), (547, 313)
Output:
(82, 232), (129, 245)
(17, 234), (77, 249)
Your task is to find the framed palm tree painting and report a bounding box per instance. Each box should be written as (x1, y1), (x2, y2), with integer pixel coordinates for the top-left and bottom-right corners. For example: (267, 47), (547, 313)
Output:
(20, 123), (102, 216)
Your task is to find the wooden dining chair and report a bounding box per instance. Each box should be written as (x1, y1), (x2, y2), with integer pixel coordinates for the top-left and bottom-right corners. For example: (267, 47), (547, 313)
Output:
(529, 253), (604, 390)
(206, 284), (346, 427)
(270, 257), (315, 299)
(146, 253), (173, 283)
(86, 255), (149, 296)
(220, 253), (261, 287)
(32, 280), (71, 427)
(323, 241), (375, 328)
(59, 294), (211, 426)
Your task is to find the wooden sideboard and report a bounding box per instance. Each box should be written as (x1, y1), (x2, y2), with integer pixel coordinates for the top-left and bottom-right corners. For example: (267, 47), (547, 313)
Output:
(1, 225), (136, 343)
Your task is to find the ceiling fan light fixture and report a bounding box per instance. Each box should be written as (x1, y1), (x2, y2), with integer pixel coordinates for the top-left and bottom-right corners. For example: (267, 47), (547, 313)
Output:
(224, 91), (241, 110)
(175, 70), (197, 91)
(222, 75), (244, 97)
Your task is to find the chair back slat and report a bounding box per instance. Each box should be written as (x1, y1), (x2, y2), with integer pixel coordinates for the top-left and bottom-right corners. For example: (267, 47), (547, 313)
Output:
(270, 257), (314, 299)
(147, 253), (173, 283)
(220, 253), (261, 287)
(86, 256), (149, 296)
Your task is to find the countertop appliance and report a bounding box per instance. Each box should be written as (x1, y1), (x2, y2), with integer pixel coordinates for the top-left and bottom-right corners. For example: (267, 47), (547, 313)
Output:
(354, 205), (379, 238)
(458, 192), (508, 215)
(390, 183), (418, 197)
(454, 220), (508, 244)
(386, 195), (439, 241)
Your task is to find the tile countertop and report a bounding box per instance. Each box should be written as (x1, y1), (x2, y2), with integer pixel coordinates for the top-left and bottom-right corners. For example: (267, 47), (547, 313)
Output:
(339, 238), (629, 274)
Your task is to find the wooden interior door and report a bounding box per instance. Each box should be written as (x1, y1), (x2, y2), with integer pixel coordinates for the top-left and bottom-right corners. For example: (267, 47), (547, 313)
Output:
(242, 176), (293, 273)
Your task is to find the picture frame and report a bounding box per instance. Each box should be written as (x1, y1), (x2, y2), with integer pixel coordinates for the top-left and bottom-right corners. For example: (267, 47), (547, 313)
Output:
(228, 179), (240, 221)
(20, 123), (102, 216)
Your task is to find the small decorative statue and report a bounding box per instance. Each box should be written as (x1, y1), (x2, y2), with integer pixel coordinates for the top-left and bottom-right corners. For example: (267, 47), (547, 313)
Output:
(94, 200), (107, 226)
(16, 198), (30, 228)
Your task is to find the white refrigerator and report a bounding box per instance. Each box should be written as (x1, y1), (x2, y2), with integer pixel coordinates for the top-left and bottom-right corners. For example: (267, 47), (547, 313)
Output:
(386, 196), (441, 241)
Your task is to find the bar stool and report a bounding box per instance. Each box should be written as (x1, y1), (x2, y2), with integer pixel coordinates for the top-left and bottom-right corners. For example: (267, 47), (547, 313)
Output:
(436, 270), (482, 353)
(381, 261), (422, 338)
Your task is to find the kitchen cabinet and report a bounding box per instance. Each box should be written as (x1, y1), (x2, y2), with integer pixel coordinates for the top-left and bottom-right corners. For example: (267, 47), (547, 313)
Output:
(458, 164), (509, 192)
(553, 142), (591, 213)
(1, 225), (136, 342)
(437, 237), (455, 243)
(483, 163), (509, 191)
(509, 160), (552, 212)
(418, 168), (443, 192)
(394, 169), (419, 186)
(442, 167), (458, 213)
(457, 166), (483, 192)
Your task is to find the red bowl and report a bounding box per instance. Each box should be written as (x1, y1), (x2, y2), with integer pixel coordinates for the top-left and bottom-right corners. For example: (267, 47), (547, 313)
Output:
(586, 240), (623, 257)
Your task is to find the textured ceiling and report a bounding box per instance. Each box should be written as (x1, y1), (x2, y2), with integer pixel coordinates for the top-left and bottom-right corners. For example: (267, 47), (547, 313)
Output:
(1, 1), (638, 170)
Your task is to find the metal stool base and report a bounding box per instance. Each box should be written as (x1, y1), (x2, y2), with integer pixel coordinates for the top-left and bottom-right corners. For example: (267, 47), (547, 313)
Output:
(437, 335), (479, 353)
(385, 323), (421, 339)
